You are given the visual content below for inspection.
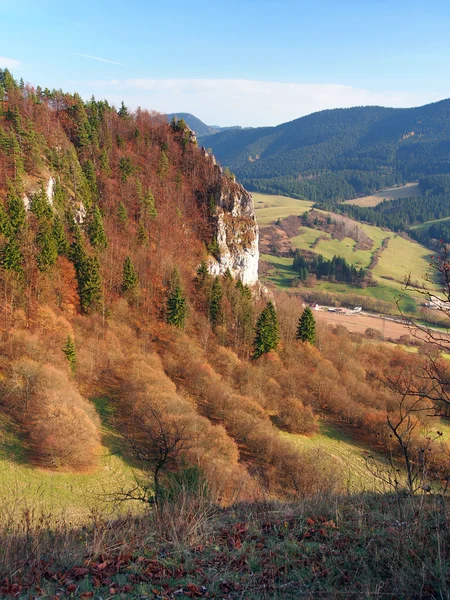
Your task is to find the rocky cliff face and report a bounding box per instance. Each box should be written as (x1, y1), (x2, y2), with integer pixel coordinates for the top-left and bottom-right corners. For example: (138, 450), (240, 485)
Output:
(207, 177), (259, 286)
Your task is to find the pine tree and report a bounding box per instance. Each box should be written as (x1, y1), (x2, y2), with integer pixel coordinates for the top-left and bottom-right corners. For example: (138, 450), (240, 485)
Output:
(53, 215), (69, 255)
(36, 222), (58, 271)
(166, 269), (187, 329)
(78, 255), (103, 313)
(0, 202), (11, 237)
(136, 222), (148, 246)
(30, 187), (53, 223)
(296, 307), (316, 344)
(1, 237), (23, 273)
(122, 256), (139, 293)
(157, 150), (169, 179)
(117, 201), (128, 227)
(118, 101), (129, 119)
(210, 277), (224, 326)
(7, 187), (26, 234)
(195, 261), (210, 289)
(119, 157), (133, 182)
(62, 336), (77, 374)
(252, 300), (279, 359)
(88, 205), (108, 249)
(142, 187), (157, 219)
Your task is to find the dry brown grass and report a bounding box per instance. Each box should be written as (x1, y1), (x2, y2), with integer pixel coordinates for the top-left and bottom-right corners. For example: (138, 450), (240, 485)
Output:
(344, 182), (421, 207)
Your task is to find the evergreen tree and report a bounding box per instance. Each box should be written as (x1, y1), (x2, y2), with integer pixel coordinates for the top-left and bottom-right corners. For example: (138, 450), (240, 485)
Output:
(296, 307), (316, 344)
(118, 101), (129, 119)
(166, 269), (187, 329)
(88, 205), (108, 249)
(252, 300), (279, 359)
(119, 157), (133, 182)
(122, 256), (139, 293)
(117, 201), (128, 226)
(69, 222), (86, 271)
(209, 277), (224, 326)
(1, 237), (23, 273)
(136, 222), (148, 246)
(195, 261), (210, 289)
(142, 188), (157, 219)
(157, 150), (169, 179)
(62, 336), (77, 374)
(0, 202), (11, 237)
(7, 188), (26, 234)
(78, 255), (103, 313)
(36, 222), (58, 271)
(53, 215), (69, 255)
(30, 187), (53, 223)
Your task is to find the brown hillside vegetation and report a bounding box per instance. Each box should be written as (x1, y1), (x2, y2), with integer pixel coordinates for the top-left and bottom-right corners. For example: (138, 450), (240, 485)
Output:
(1, 70), (450, 596)
(0, 70), (449, 498)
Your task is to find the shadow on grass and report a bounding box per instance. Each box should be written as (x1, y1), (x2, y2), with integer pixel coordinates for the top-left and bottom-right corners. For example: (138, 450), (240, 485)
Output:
(0, 415), (28, 465)
(90, 397), (141, 469)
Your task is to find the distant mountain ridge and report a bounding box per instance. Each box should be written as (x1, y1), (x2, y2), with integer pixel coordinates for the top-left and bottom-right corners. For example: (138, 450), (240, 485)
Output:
(165, 112), (243, 138)
(200, 99), (450, 201)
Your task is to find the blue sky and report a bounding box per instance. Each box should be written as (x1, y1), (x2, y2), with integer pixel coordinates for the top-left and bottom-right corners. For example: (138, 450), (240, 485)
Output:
(1, 0), (450, 126)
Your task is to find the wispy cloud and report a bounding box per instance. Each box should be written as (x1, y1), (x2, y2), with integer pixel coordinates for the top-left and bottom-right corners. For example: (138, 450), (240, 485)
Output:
(83, 78), (444, 127)
(73, 53), (123, 66)
(0, 57), (21, 69)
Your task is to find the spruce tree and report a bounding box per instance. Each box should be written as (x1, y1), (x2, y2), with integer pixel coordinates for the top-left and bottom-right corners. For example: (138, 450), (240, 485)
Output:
(7, 188), (26, 234)
(30, 186), (52, 221)
(78, 255), (103, 313)
(296, 307), (316, 344)
(117, 201), (128, 227)
(62, 336), (77, 374)
(209, 277), (224, 326)
(122, 256), (139, 293)
(53, 215), (69, 255)
(136, 222), (148, 246)
(142, 187), (157, 219)
(252, 300), (279, 359)
(157, 150), (169, 179)
(1, 237), (23, 273)
(195, 261), (210, 289)
(88, 205), (108, 249)
(36, 222), (58, 271)
(166, 269), (187, 329)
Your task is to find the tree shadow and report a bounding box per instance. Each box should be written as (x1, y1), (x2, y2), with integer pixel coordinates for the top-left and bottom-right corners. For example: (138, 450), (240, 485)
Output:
(90, 397), (142, 469)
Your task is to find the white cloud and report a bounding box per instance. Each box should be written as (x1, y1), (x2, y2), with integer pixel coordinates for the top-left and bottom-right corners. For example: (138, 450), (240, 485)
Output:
(82, 78), (446, 127)
(0, 57), (21, 69)
(73, 53), (123, 66)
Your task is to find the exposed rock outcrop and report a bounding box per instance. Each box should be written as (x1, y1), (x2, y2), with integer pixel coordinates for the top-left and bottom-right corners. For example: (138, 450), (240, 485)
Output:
(207, 177), (259, 286)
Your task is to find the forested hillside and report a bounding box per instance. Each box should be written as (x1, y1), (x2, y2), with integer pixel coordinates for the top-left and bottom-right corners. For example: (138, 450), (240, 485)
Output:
(203, 100), (450, 200)
(0, 67), (450, 512)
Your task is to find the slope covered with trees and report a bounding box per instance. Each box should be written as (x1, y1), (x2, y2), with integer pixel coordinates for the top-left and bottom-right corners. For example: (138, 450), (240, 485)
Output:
(203, 100), (450, 200)
(1, 68), (450, 517)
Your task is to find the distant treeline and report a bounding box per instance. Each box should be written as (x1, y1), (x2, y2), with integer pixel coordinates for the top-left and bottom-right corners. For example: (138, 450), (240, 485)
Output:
(293, 249), (366, 284)
(313, 175), (450, 247)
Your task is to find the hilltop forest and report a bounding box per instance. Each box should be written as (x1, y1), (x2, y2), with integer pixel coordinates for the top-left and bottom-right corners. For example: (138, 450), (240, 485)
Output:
(203, 101), (450, 203)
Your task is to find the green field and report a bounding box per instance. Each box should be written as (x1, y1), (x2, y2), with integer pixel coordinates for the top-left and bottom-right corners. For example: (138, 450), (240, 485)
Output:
(257, 194), (434, 313)
(411, 216), (450, 232)
(253, 193), (313, 227)
(0, 403), (145, 524)
(287, 420), (399, 493)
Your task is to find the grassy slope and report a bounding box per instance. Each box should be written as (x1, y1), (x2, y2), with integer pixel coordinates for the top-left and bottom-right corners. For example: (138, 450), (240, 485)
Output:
(253, 193), (313, 227)
(287, 420), (393, 494)
(256, 194), (433, 312)
(0, 402), (144, 524)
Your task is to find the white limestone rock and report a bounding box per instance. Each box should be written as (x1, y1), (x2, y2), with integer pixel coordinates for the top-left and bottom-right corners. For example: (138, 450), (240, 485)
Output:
(207, 181), (259, 286)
